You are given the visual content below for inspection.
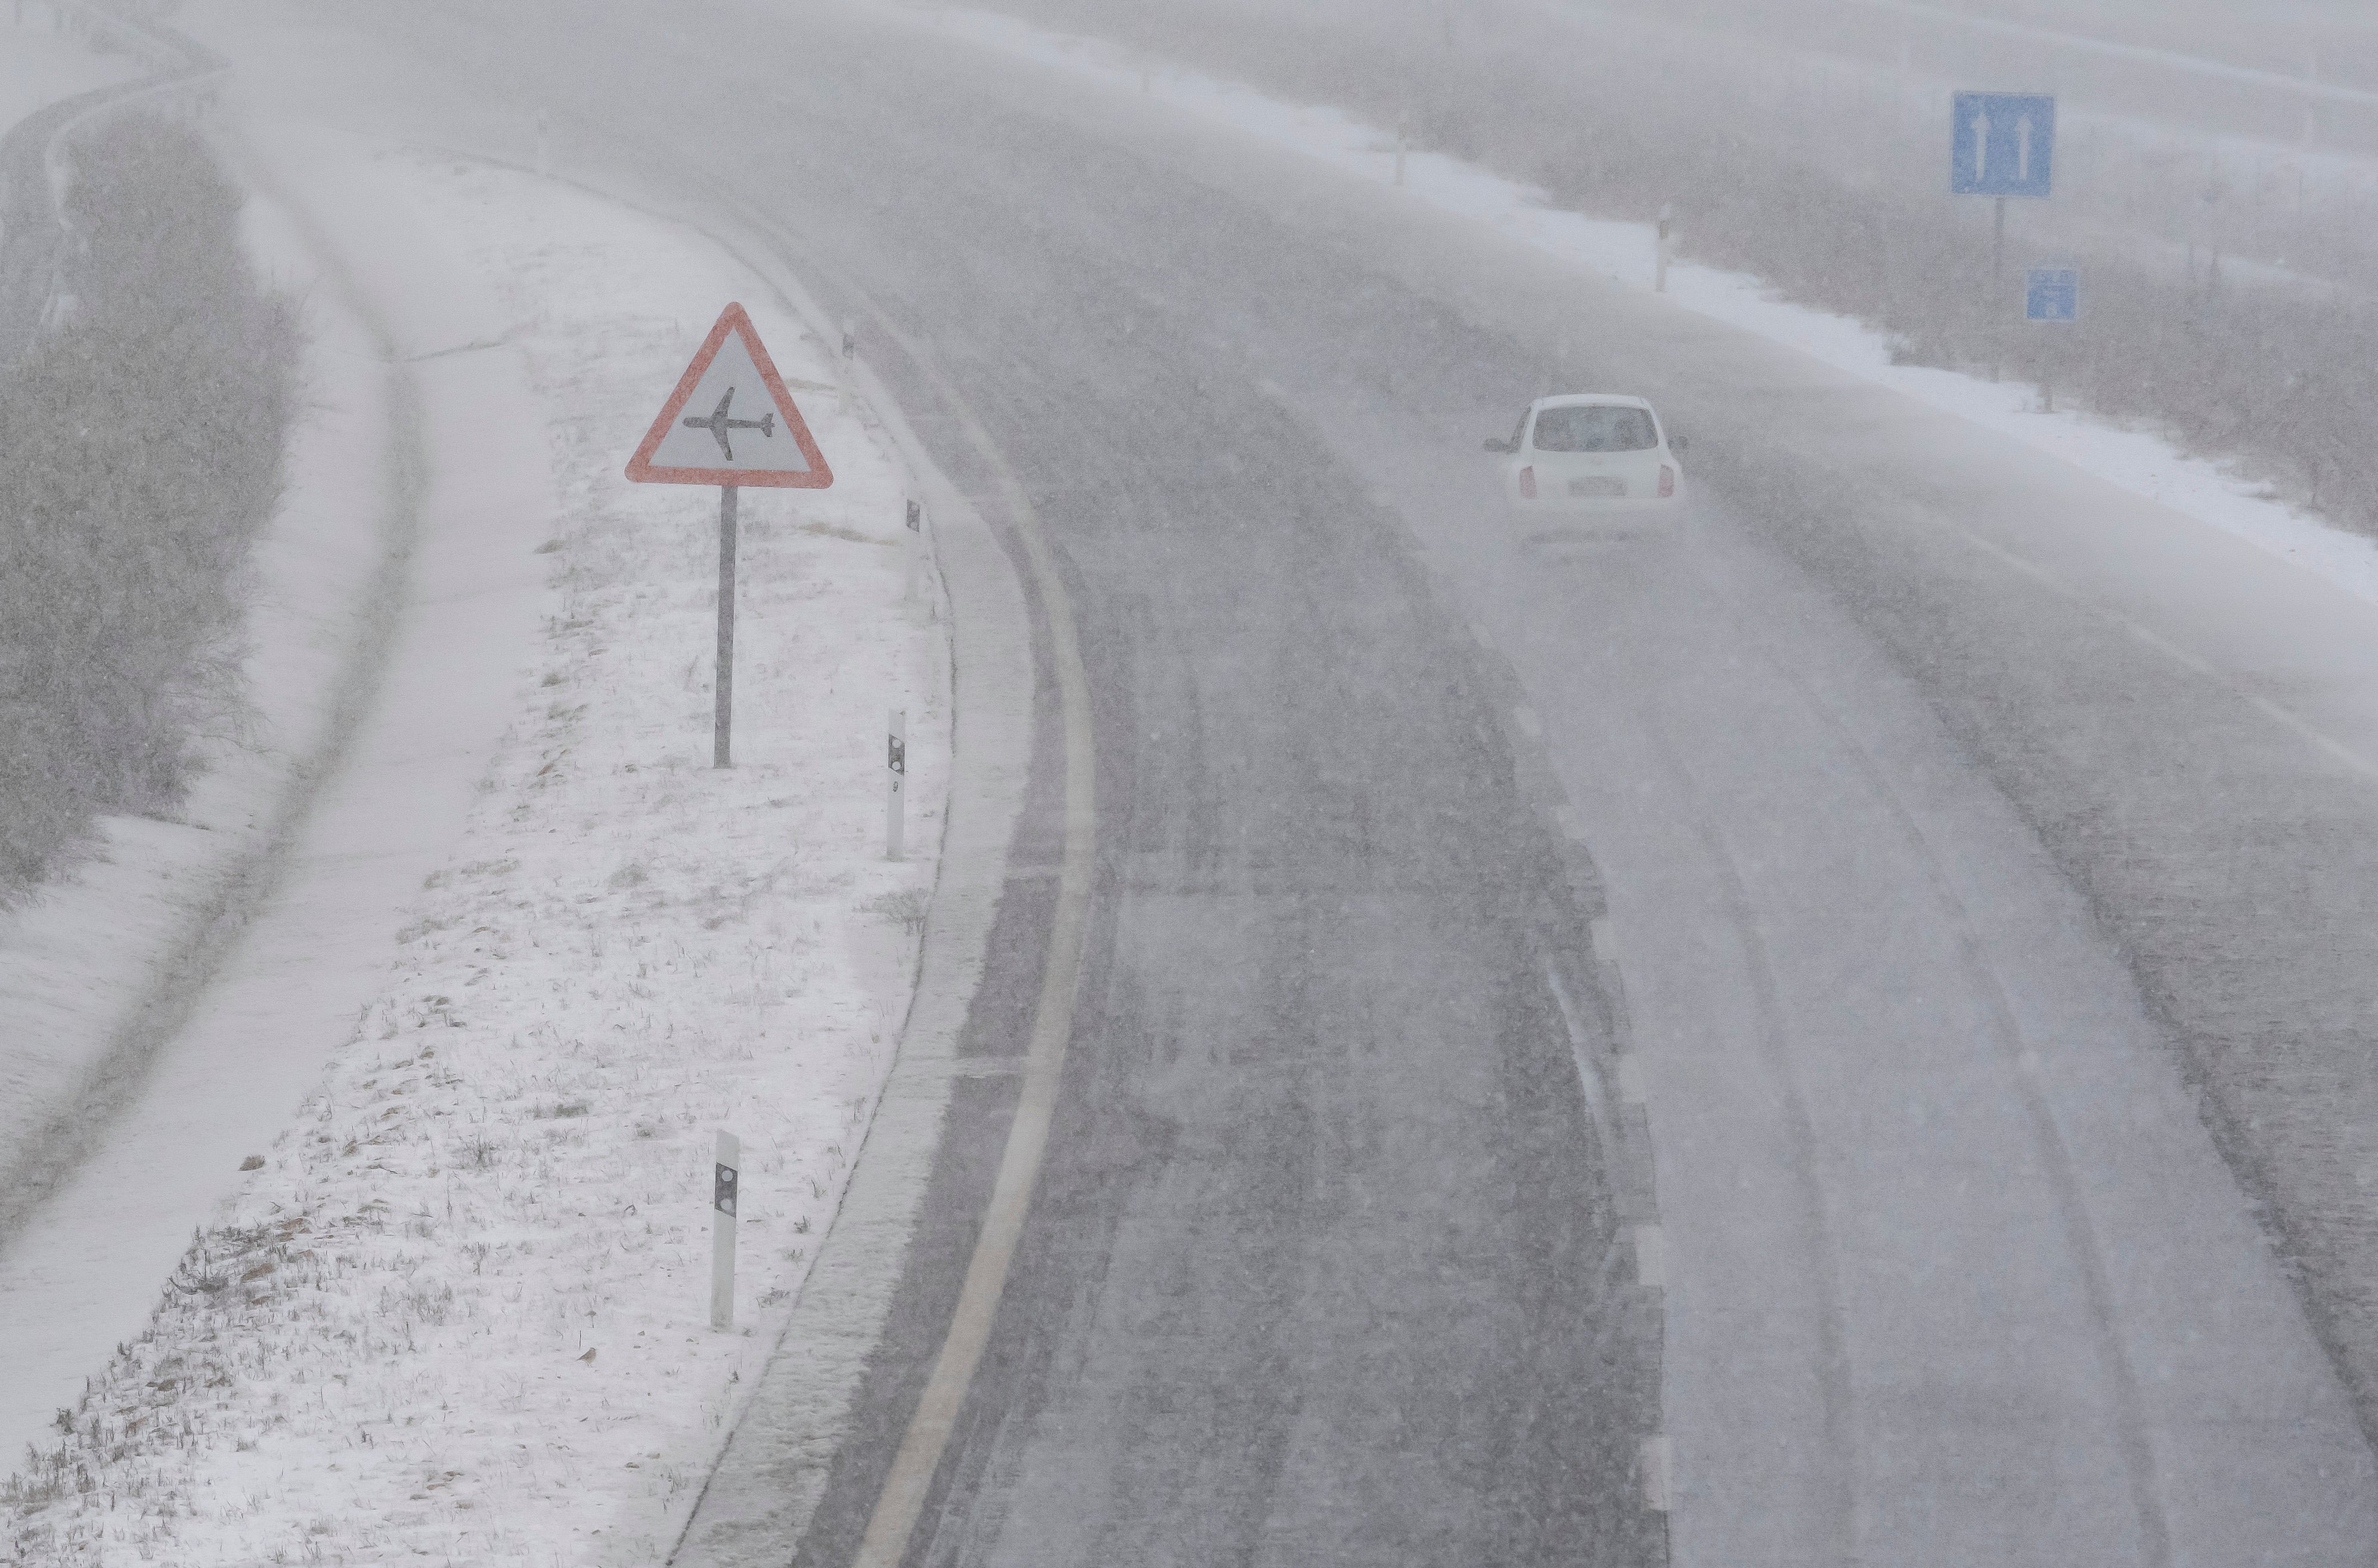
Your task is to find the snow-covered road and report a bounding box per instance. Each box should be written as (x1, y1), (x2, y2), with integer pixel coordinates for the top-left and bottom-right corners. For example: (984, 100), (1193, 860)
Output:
(15, 0), (2378, 1563)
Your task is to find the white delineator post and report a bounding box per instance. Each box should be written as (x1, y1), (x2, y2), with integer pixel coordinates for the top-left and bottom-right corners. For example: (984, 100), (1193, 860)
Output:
(1394, 116), (1408, 188)
(839, 320), (858, 414)
(1655, 203), (1672, 293)
(887, 709), (908, 862)
(1639, 1434), (1673, 1513)
(711, 1130), (740, 1330)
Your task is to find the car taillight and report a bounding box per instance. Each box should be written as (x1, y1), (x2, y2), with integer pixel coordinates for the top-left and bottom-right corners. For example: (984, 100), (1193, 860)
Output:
(1518, 465), (1536, 500)
(1658, 464), (1675, 498)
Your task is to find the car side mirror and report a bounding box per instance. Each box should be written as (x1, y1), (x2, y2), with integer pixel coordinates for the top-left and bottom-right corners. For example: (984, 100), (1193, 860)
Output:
(1484, 438), (1514, 453)
(1670, 435), (1688, 453)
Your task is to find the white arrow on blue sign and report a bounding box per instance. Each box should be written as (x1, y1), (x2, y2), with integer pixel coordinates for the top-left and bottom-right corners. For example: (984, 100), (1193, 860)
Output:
(1952, 92), (2055, 198)
(2025, 267), (2079, 322)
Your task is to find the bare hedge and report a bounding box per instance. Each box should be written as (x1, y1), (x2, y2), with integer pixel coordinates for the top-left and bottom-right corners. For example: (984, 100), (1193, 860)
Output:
(0, 115), (297, 896)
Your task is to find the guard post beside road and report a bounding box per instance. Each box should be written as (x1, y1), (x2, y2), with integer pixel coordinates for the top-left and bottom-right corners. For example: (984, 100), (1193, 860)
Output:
(711, 1130), (740, 1330)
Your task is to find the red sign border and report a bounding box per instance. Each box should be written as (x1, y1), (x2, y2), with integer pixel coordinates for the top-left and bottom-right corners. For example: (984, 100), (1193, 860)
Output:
(625, 302), (835, 489)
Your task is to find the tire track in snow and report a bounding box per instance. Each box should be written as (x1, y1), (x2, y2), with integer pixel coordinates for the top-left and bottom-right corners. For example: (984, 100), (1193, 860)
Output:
(1703, 557), (2177, 1568)
(1627, 691), (1863, 1567)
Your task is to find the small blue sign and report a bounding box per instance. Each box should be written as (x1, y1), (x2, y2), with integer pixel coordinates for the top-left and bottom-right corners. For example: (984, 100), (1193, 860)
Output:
(1952, 92), (2055, 197)
(2025, 267), (2079, 322)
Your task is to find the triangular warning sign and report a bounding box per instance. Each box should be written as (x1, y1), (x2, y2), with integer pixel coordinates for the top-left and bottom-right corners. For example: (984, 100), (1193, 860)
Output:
(625, 303), (835, 489)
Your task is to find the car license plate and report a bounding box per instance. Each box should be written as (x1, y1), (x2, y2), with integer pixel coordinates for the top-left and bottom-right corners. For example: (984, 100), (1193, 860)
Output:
(1569, 476), (1626, 497)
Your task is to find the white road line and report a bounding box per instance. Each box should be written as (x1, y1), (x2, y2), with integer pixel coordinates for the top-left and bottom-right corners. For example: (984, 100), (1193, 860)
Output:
(1938, 509), (2378, 782)
(1545, 959), (1620, 1176)
(842, 300), (1099, 1568)
(2120, 618), (2214, 675)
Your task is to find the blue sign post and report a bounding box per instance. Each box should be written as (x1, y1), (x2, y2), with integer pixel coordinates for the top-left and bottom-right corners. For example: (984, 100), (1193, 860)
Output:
(1951, 93), (2056, 199)
(2024, 267), (2079, 322)
(1955, 91), (2057, 381)
(2024, 267), (2079, 411)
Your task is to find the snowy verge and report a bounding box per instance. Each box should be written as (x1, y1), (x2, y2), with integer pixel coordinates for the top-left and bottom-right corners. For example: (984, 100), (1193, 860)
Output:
(0, 153), (393, 1237)
(888, 3), (2378, 613)
(0, 120), (538, 1479)
(3, 140), (949, 1567)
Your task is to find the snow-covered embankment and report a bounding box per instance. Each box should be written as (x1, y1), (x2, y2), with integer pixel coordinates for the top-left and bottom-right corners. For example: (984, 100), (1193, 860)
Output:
(5, 134), (948, 1566)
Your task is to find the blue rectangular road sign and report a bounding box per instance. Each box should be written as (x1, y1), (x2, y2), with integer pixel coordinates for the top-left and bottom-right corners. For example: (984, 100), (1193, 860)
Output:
(1952, 92), (2055, 197)
(2025, 267), (2079, 322)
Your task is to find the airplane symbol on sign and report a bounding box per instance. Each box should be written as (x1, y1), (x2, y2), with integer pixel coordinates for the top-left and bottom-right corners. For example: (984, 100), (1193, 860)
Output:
(626, 303), (833, 490)
(682, 386), (776, 462)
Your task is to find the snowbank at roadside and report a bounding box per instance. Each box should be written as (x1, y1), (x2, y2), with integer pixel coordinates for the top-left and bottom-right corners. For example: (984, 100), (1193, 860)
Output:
(897, 4), (2378, 613)
(3, 147), (945, 1567)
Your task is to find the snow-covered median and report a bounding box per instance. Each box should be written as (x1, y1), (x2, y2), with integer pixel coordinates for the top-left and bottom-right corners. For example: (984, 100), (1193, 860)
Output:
(4, 150), (947, 1566)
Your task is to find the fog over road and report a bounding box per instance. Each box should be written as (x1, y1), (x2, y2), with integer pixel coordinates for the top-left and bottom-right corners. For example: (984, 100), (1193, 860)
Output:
(1626, 0), (2378, 155)
(212, 1), (2378, 1563)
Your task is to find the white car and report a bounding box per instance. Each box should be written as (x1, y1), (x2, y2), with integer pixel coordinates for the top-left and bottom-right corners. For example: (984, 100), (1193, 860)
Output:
(1485, 394), (1687, 536)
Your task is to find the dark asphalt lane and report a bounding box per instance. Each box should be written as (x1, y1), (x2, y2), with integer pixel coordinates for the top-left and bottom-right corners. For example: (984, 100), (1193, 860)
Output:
(753, 96), (1658, 1568)
(206, 1), (2378, 1561)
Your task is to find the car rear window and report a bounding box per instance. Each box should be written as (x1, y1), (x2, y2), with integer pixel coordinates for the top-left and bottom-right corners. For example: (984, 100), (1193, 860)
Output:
(1531, 405), (1658, 452)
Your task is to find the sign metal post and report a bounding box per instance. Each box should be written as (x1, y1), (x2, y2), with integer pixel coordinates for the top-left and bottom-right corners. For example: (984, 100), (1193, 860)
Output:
(888, 709), (908, 862)
(714, 486), (737, 766)
(1952, 92), (2055, 385)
